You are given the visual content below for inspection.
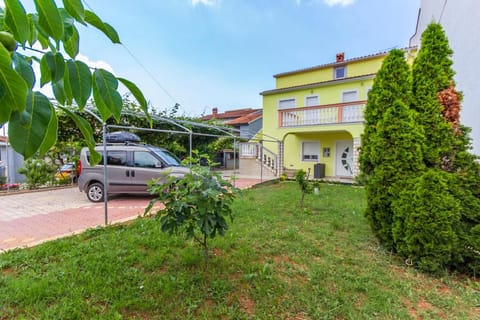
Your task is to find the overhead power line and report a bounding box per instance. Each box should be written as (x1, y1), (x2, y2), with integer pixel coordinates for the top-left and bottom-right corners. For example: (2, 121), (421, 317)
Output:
(82, 0), (184, 112)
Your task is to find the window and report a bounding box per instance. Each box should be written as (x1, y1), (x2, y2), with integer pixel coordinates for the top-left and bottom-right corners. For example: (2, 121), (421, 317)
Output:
(106, 151), (128, 166)
(305, 95), (319, 107)
(342, 90), (358, 103)
(334, 66), (346, 79)
(134, 151), (159, 168)
(152, 147), (182, 166)
(323, 147), (331, 158)
(302, 141), (320, 161)
(88, 151), (128, 166)
(278, 98), (296, 110)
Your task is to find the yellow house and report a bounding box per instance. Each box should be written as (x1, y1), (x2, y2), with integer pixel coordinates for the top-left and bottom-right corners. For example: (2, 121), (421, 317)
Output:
(258, 49), (416, 180)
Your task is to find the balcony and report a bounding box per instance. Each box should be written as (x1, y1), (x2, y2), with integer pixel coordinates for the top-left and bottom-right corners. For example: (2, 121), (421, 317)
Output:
(278, 100), (366, 128)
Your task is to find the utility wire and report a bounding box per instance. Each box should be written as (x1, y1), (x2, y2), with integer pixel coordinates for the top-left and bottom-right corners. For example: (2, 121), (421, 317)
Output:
(120, 43), (178, 105)
(82, 0), (183, 112)
(439, 0), (448, 23)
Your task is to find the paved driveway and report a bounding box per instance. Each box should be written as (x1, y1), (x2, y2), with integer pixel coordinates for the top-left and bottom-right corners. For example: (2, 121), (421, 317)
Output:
(0, 177), (264, 251)
(0, 187), (161, 251)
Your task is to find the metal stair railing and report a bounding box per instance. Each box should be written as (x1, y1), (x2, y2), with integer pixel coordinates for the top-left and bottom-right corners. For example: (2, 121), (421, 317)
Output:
(239, 142), (278, 176)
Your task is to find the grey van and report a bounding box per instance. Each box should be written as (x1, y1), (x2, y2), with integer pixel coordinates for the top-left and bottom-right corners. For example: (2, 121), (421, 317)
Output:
(78, 143), (189, 202)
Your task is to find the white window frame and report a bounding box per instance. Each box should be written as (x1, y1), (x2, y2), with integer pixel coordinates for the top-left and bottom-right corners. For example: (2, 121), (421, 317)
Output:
(341, 90), (359, 103)
(304, 94), (320, 107)
(278, 98), (296, 110)
(301, 141), (320, 162)
(334, 65), (346, 79)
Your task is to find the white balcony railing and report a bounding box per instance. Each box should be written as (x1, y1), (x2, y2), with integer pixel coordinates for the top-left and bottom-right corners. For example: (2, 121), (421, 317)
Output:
(278, 101), (366, 127)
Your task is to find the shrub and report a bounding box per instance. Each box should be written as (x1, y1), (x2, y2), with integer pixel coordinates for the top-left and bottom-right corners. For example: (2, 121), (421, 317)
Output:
(392, 169), (461, 273)
(146, 153), (237, 262)
(295, 169), (312, 209)
(17, 159), (56, 189)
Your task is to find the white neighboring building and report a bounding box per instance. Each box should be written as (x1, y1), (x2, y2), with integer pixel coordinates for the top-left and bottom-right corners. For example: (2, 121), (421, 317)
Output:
(0, 135), (25, 184)
(410, 0), (480, 156)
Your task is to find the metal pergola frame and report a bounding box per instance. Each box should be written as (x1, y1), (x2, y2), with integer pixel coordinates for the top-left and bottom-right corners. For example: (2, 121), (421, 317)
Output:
(83, 108), (252, 225)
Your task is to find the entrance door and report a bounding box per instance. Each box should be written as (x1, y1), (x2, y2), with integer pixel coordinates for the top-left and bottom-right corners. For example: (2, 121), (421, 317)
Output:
(335, 140), (354, 177)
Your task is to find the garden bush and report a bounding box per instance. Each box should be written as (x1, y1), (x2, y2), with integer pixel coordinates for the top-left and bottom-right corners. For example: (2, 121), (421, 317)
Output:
(392, 169), (461, 273)
(17, 159), (56, 189)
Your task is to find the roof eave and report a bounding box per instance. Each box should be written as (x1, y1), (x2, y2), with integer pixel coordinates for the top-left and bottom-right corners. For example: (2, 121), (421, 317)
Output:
(273, 46), (417, 78)
(260, 73), (376, 96)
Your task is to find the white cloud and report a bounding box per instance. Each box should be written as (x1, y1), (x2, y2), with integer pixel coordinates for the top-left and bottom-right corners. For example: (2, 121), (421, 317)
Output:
(324, 0), (355, 7)
(191, 0), (219, 6)
(76, 53), (116, 75)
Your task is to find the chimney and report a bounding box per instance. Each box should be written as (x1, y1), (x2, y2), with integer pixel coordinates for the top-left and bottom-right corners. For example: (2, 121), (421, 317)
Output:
(336, 52), (345, 63)
(212, 107), (218, 118)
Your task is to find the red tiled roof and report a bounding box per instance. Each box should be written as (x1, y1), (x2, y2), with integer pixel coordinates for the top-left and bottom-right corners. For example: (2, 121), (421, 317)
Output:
(225, 110), (262, 125)
(274, 46), (417, 78)
(201, 108), (260, 121)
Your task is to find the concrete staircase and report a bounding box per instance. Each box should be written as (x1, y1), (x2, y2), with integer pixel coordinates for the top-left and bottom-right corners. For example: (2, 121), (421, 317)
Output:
(236, 158), (277, 180)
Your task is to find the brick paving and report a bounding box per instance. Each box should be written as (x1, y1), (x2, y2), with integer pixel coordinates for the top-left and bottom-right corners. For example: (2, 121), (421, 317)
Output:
(0, 177), (266, 252)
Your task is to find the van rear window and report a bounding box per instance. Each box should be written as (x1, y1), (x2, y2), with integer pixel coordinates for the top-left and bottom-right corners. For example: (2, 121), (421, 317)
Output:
(87, 151), (128, 166)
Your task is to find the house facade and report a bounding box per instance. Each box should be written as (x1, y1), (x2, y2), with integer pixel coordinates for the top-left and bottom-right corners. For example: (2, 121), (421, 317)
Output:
(0, 135), (25, 184)
(260, 49), (416, 179)
(201, 107), (262, 140)
(409, 0), (480, 156)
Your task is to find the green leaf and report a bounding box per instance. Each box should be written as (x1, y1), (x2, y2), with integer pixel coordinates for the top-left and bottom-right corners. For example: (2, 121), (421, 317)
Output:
(58, 105), (100, 164)
(27, 14), (36, 47)
(40, 52), (65, 86)
(93, 69), (122, 121)
(30, 13), (53, 49)
(52, 79), (66, 105)
(63, 62), (73, 105)
(118, 77), (149, 116)
(63, 24), (79, 58)
(8, 91), (52, 158)
(63, 0), (85, 25)
(59, 8), (75, 41)
(0, 44), (27, 122)
(84, 10), (120, 44)
(102, 23), (120, 44)
(36, 31), (50, 50)
(66, 59), (91, 109)
(38, 104), (57, 156)
(33, 0), (64, 41)
(12, 53), (35, 89)
(39, 53), (51, 86)
(4, 0), (30, 44)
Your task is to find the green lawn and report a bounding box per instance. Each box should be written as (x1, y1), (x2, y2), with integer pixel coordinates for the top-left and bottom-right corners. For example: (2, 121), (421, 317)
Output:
(1, 182), (479, 319)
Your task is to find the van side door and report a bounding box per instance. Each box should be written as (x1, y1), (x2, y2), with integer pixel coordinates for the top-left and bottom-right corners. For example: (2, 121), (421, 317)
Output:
(103, 150), (131, 192)
(131, 150), (166, 192)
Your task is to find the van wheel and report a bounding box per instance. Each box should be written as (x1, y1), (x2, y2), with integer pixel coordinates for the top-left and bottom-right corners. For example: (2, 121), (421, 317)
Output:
(87, 182), (104, 202)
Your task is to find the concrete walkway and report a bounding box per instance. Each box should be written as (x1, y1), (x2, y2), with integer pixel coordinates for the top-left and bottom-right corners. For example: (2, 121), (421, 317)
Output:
(0, 177), (268, 252)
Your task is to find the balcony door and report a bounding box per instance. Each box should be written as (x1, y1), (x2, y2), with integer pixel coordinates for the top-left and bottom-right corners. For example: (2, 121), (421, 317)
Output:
(341, 90), (362, 122)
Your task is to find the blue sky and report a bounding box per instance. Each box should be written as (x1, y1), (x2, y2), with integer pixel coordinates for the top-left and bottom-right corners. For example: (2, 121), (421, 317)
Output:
(9, 0), (420, 116)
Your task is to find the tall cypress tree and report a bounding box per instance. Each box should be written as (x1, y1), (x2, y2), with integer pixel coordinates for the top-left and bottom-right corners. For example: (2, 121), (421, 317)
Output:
(402, 22), (480, 273)
(411, 23), (456, 167)
(359, 49), (423, 248)
(360, 49), (412, 176)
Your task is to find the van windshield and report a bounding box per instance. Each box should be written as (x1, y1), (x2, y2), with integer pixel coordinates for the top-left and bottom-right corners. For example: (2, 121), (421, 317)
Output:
(152, 148), (183, 166)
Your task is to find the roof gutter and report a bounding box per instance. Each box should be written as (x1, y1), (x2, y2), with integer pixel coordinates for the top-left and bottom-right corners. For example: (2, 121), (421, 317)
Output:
(260, 73), (376, 96)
